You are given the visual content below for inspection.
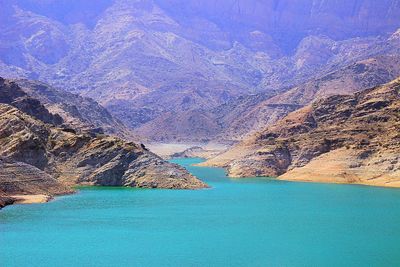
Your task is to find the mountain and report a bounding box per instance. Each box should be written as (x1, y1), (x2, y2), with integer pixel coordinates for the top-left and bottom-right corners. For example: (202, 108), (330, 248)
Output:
(157, 0), (400, 52)
(138, 54), (400, 142)
(211, 54), (400, 141)
(14, 79), (136, 140)
(123, 33), (400, 142)
(0, 77), (207, 208)
(202, 78), (400, 187)
(1, 0), (400, 142)
(0, 77), (64, 124)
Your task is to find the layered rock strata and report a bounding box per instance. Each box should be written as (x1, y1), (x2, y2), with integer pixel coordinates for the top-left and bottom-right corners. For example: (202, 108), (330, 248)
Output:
(203, 78), (400, 187)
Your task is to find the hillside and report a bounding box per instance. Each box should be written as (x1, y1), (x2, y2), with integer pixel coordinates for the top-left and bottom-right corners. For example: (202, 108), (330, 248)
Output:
(211, 55), (400, 141)
(14, 79), (135, 140)
(0, 78), (207, 208)
(202, 78), (400, 187)
(157, 0), (400, 52)
(1, 0), (400, 142)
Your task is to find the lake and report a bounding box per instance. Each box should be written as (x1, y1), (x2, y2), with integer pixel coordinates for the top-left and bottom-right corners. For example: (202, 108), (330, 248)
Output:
(1, 158), (400, 266)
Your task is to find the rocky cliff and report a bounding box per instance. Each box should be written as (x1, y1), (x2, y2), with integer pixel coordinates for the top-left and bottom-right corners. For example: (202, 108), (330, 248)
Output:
(158, 0), (400, 51)
(0, 157), (74, 206)
(211, 55), (400, 142)
(203, 78), (400, 187)
(0, 78), (207, 208)
(14, 79), (135, 140)
(0, 189), (16, 209)
(0, 77), (63, 125)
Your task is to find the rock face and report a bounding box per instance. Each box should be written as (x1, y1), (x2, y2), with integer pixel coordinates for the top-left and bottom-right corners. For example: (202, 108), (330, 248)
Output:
(0, 103), (206, 189)
(157, 0), (400, 51)
(0, 157), (73, 198)
(0, 77), (63, 125)
(14, 79), (135, 140)
(0, 78), (208, 208)
(203, 78), (400, 187)
(1, 1), (400, 142)
(211, 55), (400, 141)
(0, 190), (16, 209)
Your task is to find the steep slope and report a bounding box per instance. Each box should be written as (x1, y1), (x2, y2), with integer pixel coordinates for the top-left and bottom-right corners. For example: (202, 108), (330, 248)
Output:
(0, 77), (63, 125)
(0, 78), (208, 208)
(14, 79), (135, 140)
(157, 0), (400, 52)
(1, 1), (400, 142)
(212, 55), (400, 141)
(203, 78), (400, 187)
(0, 157), (73, 206)
(0, 102), (206, 190)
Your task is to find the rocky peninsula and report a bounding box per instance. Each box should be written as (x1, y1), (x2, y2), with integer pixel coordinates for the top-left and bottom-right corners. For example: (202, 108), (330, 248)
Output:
(0, 77), (207, 209)
(202, 78), (400, 187)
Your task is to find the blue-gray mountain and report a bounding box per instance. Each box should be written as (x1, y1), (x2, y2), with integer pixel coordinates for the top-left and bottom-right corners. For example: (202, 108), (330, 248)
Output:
(1, 0), (400, 142)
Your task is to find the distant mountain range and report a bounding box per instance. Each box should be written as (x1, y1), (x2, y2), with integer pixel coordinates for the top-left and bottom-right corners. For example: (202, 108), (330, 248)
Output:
(1, 0), (400, 143)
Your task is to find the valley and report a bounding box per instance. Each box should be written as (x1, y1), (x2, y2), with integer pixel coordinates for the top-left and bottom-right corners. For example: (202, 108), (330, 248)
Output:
(2, 0), (400, 143)
(1, 1), (400, 265)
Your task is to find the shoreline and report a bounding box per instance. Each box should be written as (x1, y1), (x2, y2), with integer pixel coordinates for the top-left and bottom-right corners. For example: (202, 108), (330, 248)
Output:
(222, 170), (400, 189)
(11, 194), (53, 204)
(276, 177), (400, 189)
(0, 191), (77, 210)
(198, 162), (400, 189)
(2, 162), (398, 211)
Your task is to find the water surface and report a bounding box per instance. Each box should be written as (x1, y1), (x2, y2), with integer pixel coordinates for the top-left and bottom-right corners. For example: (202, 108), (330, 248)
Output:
(1, 158), (400, 266)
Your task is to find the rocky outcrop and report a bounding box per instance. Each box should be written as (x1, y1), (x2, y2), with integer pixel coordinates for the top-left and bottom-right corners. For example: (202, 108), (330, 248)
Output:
(0, 157), (73, 198)
(0, 156), (74, 209)
(46, 130), (206, 189)
(203, 78), (400, 187)
(0, 190), (16, 209)
(14, 79), (136, 140)
(0, 103), (207, 190)
(0, 77), (63, 125)
(0, 78), (208, 208)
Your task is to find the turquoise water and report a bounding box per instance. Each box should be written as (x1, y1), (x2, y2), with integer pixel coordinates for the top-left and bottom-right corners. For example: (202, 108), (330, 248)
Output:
(1, 158), (400, 267)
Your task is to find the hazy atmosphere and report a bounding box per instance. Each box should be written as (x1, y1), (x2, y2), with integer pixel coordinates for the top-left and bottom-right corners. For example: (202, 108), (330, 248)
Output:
(1, 1), (400, 266)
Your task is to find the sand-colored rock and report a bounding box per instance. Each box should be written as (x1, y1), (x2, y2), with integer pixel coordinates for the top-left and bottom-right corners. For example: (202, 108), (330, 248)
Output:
(0, 157), (73, 195)
(203, 78), (400, 187)
(0, 103), (207, 190)
(279, 148), (400, 188)
(0, 157), (73, 209)
(170, 146), (225, 159)
(0, 78), (208, 208)
(12, 194), (53, 204)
